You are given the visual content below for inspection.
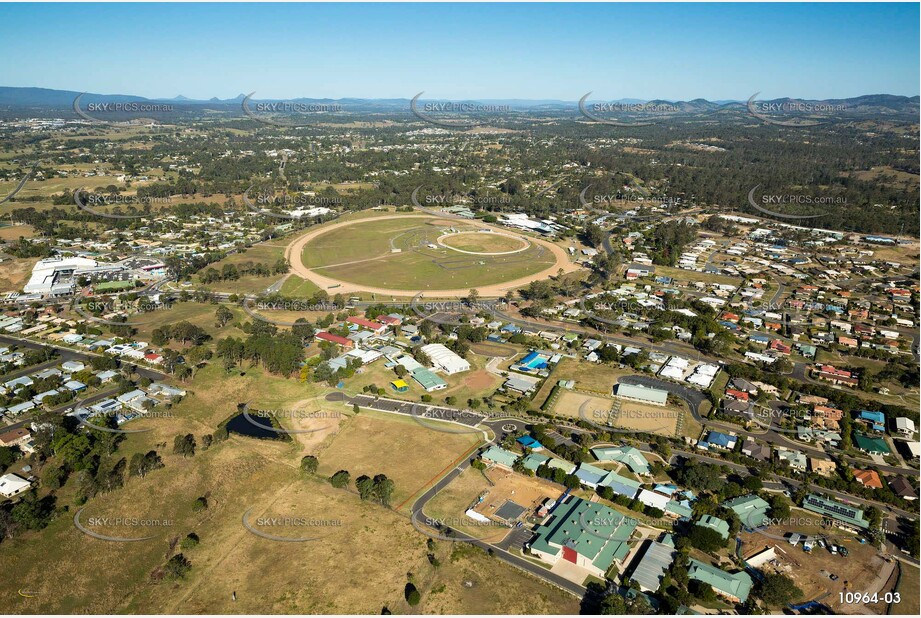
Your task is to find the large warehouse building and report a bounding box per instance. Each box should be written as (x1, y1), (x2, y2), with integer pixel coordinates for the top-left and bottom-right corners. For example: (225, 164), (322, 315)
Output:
(23, 257), (99, 296)
(420, 343), (470, 375)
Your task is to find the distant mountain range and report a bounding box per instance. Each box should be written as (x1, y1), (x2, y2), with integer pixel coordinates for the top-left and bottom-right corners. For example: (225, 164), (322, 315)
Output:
(0, 86), (917, 116)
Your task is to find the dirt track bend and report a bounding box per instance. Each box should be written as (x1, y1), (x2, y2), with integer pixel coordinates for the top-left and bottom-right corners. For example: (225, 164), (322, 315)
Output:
(284, 214), (582, 297)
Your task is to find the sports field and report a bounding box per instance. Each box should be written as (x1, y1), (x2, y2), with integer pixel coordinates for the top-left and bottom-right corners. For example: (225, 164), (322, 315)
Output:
(297, 215), (561, 292)
(552, 389), (682, 437)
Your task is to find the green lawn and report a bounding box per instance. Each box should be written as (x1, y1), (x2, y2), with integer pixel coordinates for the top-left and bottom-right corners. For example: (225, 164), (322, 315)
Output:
(279, 274), (322, 298)
(303, 217), (556, 290)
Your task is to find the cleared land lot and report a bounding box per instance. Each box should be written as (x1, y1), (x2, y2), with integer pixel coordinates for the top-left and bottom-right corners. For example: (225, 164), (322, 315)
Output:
(424, 467), (512, 543)
(738, 516), (895, 613)
(0, 255), (39, 293)
(473, 467), (562, 524)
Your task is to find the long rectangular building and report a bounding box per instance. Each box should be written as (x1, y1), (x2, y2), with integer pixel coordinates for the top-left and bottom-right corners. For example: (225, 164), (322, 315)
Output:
(420, 343), (470, 374)
(614, 383), (669, 406)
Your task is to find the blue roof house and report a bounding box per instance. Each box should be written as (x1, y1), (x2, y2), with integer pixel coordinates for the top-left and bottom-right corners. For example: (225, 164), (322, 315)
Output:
(517, 435), (545, 451)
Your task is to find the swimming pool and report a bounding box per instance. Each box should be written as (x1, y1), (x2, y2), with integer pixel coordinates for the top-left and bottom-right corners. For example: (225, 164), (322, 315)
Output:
(520, 351), (549, 370)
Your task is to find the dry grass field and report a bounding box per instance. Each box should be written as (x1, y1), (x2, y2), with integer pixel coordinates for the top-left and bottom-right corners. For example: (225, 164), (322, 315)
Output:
(0, 361), (572, 614)
(0, 255), (39, 293)
(0, 224), (36, 240)
(313, 408), (483, 513)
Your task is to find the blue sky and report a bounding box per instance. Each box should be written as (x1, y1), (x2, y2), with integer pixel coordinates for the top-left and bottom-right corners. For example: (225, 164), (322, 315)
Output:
(1, 2), (918, 100)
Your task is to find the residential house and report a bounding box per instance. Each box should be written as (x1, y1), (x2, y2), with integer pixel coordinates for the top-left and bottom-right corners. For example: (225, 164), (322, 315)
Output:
(852, 469), (883, 489)
(0, 473), (31, 499)
(686, 559), (753, 603)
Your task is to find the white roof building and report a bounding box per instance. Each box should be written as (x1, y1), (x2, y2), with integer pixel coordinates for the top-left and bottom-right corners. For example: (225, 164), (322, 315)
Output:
(0, 473), (31, 498)
(637, 489), (670, 511)
(420, 343), (470, 375)
(24, 256), (98, 295)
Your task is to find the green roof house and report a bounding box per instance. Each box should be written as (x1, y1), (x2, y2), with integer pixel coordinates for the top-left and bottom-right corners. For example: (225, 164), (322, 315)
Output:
(724, 495), (771, 529)
(802, 493), (870, 531)
(529, 495), (637, 578)
(591, 446), (651, 475)
(411, 367), (447, 392)
(522, 453), (550, 472)
(696, 514), (730, 539)
(687, 559), (753, 603)
(480, 446), (518, 468)
(853, 432), (890, 455)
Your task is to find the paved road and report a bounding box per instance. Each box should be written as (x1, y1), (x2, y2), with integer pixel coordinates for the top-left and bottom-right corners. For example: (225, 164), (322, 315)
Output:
(3, 387), (120, 432)
(0, 333), (167, 431)
(407, 422), (587, 599)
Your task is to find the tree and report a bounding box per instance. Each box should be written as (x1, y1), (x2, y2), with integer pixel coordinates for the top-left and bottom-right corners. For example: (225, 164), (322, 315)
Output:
(180, 532), (200, 549)
(10, 492), (56, 531)
(215, 305), (234, 327)
(0, 446), (17, 471)
(689, 580), (716, 602)
(757, 573), (803, 607)
(355, 475), (375, 501)
(173, 434), (197, 457)
(163, 553), (192, 580)
(600, 591), (626, 614)
(300, 455), (319, 474)
(192, 496), (208, 512)
(404, 583), (421, 606)
(41, 465), (68, 489)
(687, 524), (727, 552)
(329, 470), (351, 488)
(373, 474), (395, 507)
(563, 473), (581, 490)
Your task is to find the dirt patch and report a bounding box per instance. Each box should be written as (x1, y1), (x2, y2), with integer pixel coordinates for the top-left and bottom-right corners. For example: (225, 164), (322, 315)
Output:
(474, 467), (562, 524)
(738, 523), (893, 612)
(0, 256), (38, 293)
(464, 370), (495, 391)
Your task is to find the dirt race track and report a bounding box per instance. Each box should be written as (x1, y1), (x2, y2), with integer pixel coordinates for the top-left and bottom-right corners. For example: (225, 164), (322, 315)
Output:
(284, 213), (581, 297)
